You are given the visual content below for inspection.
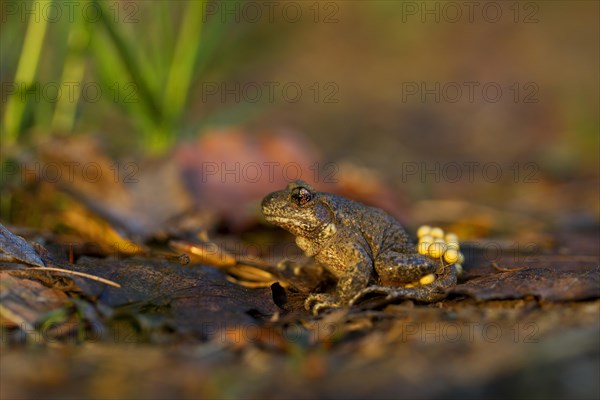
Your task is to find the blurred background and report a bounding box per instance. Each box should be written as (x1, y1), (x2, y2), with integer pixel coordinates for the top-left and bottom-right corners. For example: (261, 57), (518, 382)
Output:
(1, 0), (598, 239)
(1, 2), (599, 399)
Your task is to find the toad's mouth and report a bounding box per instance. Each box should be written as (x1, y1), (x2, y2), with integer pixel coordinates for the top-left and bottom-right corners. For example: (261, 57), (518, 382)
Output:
(262, 213), (318, 232)
(262, 213), (290, 223)
(262, 213), (304, 226)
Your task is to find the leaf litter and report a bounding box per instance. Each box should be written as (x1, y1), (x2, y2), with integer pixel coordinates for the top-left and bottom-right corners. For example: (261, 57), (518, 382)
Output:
(1, 132), (598, 399)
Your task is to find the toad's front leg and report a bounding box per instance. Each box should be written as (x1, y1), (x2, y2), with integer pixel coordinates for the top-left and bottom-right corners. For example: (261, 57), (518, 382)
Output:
(305, 250), (372, 314)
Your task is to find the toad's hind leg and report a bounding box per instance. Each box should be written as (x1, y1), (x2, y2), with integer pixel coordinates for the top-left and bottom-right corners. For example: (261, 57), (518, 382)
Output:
(374, 252), (436, 284)
(350, 264), (457, 306)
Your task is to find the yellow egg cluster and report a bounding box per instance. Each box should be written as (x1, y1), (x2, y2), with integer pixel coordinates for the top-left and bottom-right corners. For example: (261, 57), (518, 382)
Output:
(416, 225), (464, 276)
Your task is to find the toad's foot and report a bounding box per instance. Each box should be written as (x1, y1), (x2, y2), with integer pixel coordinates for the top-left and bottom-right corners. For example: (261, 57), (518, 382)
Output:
(349, 265), (458, 306)
(305, 293), (342, 315)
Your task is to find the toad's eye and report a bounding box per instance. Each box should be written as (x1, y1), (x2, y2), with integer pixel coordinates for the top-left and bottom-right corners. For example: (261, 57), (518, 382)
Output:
(291, 187), (312, 206)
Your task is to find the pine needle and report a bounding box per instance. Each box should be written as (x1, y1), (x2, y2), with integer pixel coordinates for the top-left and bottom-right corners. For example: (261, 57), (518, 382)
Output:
(24, 267), (121, 288)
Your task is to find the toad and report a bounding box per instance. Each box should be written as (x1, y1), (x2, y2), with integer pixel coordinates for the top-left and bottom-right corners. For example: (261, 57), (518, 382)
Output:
(261, 181), (457, 314)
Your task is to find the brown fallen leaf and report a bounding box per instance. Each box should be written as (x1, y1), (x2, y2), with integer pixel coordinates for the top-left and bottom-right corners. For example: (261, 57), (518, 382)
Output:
(452, 266), (600, 301)
(63, 255), (278, 339)
(60, 203), (146, 255)
(0, 223), (45, 267)
(169, 239), (278, 288)
(0, 272), (69, 329)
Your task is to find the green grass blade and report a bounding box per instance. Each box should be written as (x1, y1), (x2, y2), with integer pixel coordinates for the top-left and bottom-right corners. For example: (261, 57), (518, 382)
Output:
(51, 12), (90, 132)
(2, 1), (49, 145)
(163, 0), (206, 124)
(92, 0), (162, 124)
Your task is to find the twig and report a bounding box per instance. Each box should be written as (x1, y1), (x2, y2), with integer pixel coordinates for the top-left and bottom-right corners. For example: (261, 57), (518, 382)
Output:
(491, 262), (526, 273)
